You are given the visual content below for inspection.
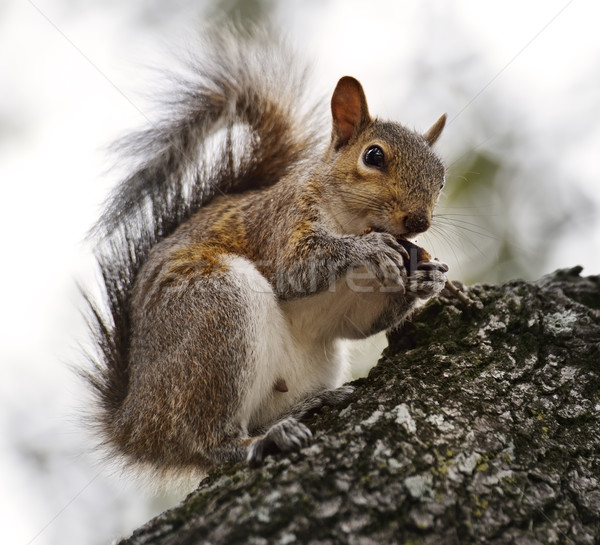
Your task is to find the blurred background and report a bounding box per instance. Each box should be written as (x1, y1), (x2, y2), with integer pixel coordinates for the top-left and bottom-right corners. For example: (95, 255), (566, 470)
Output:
(1, 1), (598, 544)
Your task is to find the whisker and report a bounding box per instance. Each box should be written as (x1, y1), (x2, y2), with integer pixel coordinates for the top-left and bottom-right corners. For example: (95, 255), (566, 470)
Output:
(435, 210), (496, 216)
(435, 216), (496, 231)
(422, 203), (507, 271)
(433, 218), (498, 241)
(435, 212), (497, 227)
(425, 228), (489, 267)
(420, 229), (462, 265)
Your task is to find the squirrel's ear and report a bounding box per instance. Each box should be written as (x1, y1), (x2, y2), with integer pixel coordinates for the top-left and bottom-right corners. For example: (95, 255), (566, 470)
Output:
(331, 76), (371, 149)
(424, 113), (447, 147)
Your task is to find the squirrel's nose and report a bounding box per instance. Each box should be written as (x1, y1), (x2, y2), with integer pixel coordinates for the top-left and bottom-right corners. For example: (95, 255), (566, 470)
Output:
(404, 212), (430, 235)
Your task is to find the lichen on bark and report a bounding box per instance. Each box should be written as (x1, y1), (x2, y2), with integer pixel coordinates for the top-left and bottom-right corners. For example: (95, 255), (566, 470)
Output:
(118, 267), (600, 545)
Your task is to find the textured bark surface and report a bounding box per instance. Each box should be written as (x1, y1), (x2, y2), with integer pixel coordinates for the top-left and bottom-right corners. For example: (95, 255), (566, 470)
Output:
(119, 267), (600, 545)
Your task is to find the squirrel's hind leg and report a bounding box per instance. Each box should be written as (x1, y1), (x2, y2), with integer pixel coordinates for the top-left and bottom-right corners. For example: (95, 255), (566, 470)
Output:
(243, 384), (355, 466)
(284, 384), (355, 421)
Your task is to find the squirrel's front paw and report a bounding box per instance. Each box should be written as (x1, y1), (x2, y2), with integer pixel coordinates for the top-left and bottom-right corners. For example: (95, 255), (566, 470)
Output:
(407, 260), (448, 299)
(359, 232), (409, 289)
(247, 417), (312, 467)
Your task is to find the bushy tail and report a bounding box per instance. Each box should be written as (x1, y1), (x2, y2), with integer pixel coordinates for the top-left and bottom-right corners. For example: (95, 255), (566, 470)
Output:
(82, 27), (326, 441)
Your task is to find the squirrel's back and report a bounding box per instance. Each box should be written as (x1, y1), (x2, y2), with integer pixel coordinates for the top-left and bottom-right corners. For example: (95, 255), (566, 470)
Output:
(83, 28), (326, 454)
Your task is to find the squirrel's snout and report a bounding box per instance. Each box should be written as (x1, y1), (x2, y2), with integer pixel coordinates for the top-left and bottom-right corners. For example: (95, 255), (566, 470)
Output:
(403, 212), (431, 235)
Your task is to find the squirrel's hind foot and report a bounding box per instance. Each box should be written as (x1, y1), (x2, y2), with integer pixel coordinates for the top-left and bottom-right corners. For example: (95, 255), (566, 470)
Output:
(247, 417), (312, 467)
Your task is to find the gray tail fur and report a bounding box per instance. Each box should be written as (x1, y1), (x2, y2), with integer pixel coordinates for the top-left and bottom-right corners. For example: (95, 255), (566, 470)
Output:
(82, 27), (326, 441)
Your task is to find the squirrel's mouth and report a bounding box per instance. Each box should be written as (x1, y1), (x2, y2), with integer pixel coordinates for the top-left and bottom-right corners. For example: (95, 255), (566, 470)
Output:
(368, 225), (413, 242)
(365, 225), (439, 266)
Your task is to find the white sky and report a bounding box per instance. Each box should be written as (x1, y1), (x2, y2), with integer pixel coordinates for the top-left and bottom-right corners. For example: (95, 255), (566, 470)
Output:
(1, 1), (599, 544)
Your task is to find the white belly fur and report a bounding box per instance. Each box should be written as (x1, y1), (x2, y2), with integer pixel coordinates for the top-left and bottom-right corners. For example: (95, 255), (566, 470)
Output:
(224, 256), (351, 432)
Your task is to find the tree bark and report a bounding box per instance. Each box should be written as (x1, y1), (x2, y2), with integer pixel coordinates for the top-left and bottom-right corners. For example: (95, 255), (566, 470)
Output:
(118, 267), (600, 545)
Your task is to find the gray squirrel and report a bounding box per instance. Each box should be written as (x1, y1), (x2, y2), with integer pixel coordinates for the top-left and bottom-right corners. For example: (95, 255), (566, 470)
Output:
(83, 28), (449, 485)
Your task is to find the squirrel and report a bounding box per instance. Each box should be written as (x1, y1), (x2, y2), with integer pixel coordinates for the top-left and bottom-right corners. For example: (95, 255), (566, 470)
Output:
(83, 28), (449, 486)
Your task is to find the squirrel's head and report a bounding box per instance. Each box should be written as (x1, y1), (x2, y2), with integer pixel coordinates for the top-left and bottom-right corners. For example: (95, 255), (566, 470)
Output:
(323, 76), (446, 240)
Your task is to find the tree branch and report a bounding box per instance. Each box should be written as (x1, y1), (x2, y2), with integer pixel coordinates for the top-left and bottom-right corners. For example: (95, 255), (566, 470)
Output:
(119, 266), (600, 545)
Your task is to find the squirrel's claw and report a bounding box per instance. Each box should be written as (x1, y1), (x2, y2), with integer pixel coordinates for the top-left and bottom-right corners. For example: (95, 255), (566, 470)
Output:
(247, 417), (312, 467)
(407, 262), (448, 299)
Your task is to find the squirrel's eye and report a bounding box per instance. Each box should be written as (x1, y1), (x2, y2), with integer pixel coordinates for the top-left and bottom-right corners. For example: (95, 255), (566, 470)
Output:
(363, 145), (385, 168)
